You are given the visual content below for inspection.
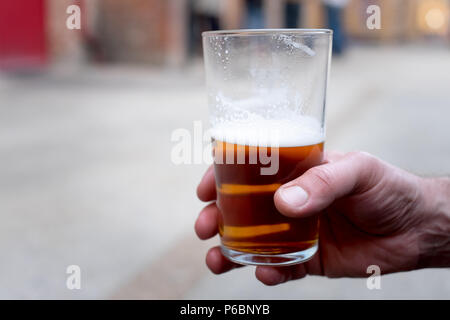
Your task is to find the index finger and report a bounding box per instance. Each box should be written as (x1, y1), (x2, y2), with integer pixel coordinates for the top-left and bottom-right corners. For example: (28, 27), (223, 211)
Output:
(196, 165), (217, 202)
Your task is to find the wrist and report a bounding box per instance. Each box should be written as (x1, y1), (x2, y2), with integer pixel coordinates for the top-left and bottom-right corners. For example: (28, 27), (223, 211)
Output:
(416, 177), (450, 268)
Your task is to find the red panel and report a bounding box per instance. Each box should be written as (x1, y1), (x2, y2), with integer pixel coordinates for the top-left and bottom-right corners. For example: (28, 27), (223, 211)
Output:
(0, 0), (46, 68)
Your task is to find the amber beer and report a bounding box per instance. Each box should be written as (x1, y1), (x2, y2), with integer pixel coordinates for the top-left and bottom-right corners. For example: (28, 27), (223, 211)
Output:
(212, 127), (324, 260)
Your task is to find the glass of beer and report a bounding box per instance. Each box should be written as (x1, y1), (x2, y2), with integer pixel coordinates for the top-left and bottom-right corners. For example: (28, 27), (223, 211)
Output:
(202, 29), (332, 266)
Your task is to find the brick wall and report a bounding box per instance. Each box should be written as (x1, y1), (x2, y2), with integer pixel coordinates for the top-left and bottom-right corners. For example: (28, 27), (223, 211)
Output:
(95, 0), (187, 65)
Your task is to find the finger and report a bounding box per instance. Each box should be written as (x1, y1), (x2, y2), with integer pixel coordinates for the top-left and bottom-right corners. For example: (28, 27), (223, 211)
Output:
(206, 246), (244, 274)
(274, 151), (381, 217)
(195, 203), (220, 240)
(197, 166), (216, 202)
(255, 264), (307, 286)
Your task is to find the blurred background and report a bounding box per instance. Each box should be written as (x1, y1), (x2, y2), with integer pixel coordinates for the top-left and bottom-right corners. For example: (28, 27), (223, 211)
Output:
(0, 0), (449, 299)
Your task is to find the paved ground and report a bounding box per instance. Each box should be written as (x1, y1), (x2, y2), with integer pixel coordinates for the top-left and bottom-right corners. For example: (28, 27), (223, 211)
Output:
(0, 45), (449, 299)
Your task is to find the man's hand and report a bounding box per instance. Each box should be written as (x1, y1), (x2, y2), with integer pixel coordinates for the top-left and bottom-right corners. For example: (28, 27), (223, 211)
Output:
(195, 151), (450, 285)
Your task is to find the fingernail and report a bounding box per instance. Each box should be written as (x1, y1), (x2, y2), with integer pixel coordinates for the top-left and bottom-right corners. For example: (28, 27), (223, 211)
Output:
(279, 186), (308, 208)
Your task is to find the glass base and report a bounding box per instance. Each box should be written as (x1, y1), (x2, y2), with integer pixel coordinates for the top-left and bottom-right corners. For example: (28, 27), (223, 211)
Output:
(221, 242), (318, 266)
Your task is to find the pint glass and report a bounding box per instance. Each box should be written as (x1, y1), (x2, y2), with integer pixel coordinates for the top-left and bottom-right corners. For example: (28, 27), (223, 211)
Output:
(202, 29), (332, 266)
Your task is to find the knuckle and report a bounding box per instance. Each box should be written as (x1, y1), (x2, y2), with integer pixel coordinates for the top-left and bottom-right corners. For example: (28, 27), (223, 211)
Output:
(345, 151), (384, 189)
(309, 165), (335, 193)
(347, 150), (371, 160)
(325, 150), (344, 162)
(346, 151), (379, 166)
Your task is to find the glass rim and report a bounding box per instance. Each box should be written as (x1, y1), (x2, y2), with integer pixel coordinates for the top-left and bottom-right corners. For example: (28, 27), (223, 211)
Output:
(202, 28), (333, 37)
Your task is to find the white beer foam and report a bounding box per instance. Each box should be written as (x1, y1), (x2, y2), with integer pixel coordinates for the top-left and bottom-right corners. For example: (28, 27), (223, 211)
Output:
(211, 116), (324, 147)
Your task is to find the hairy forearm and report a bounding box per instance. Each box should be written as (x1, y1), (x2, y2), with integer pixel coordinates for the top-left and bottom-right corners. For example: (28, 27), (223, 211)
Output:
(417, 177), (450, 268)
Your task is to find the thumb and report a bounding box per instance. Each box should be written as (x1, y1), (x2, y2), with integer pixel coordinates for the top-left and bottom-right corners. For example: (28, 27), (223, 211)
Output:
(274, 152), (380, 217)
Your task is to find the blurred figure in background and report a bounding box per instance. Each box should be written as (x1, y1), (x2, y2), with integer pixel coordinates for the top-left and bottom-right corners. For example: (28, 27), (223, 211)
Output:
(189, 0), (221, 56)
(322, 0), (349, 55)
(284, 0), (302, 28)
(245, 0), (265, 29)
